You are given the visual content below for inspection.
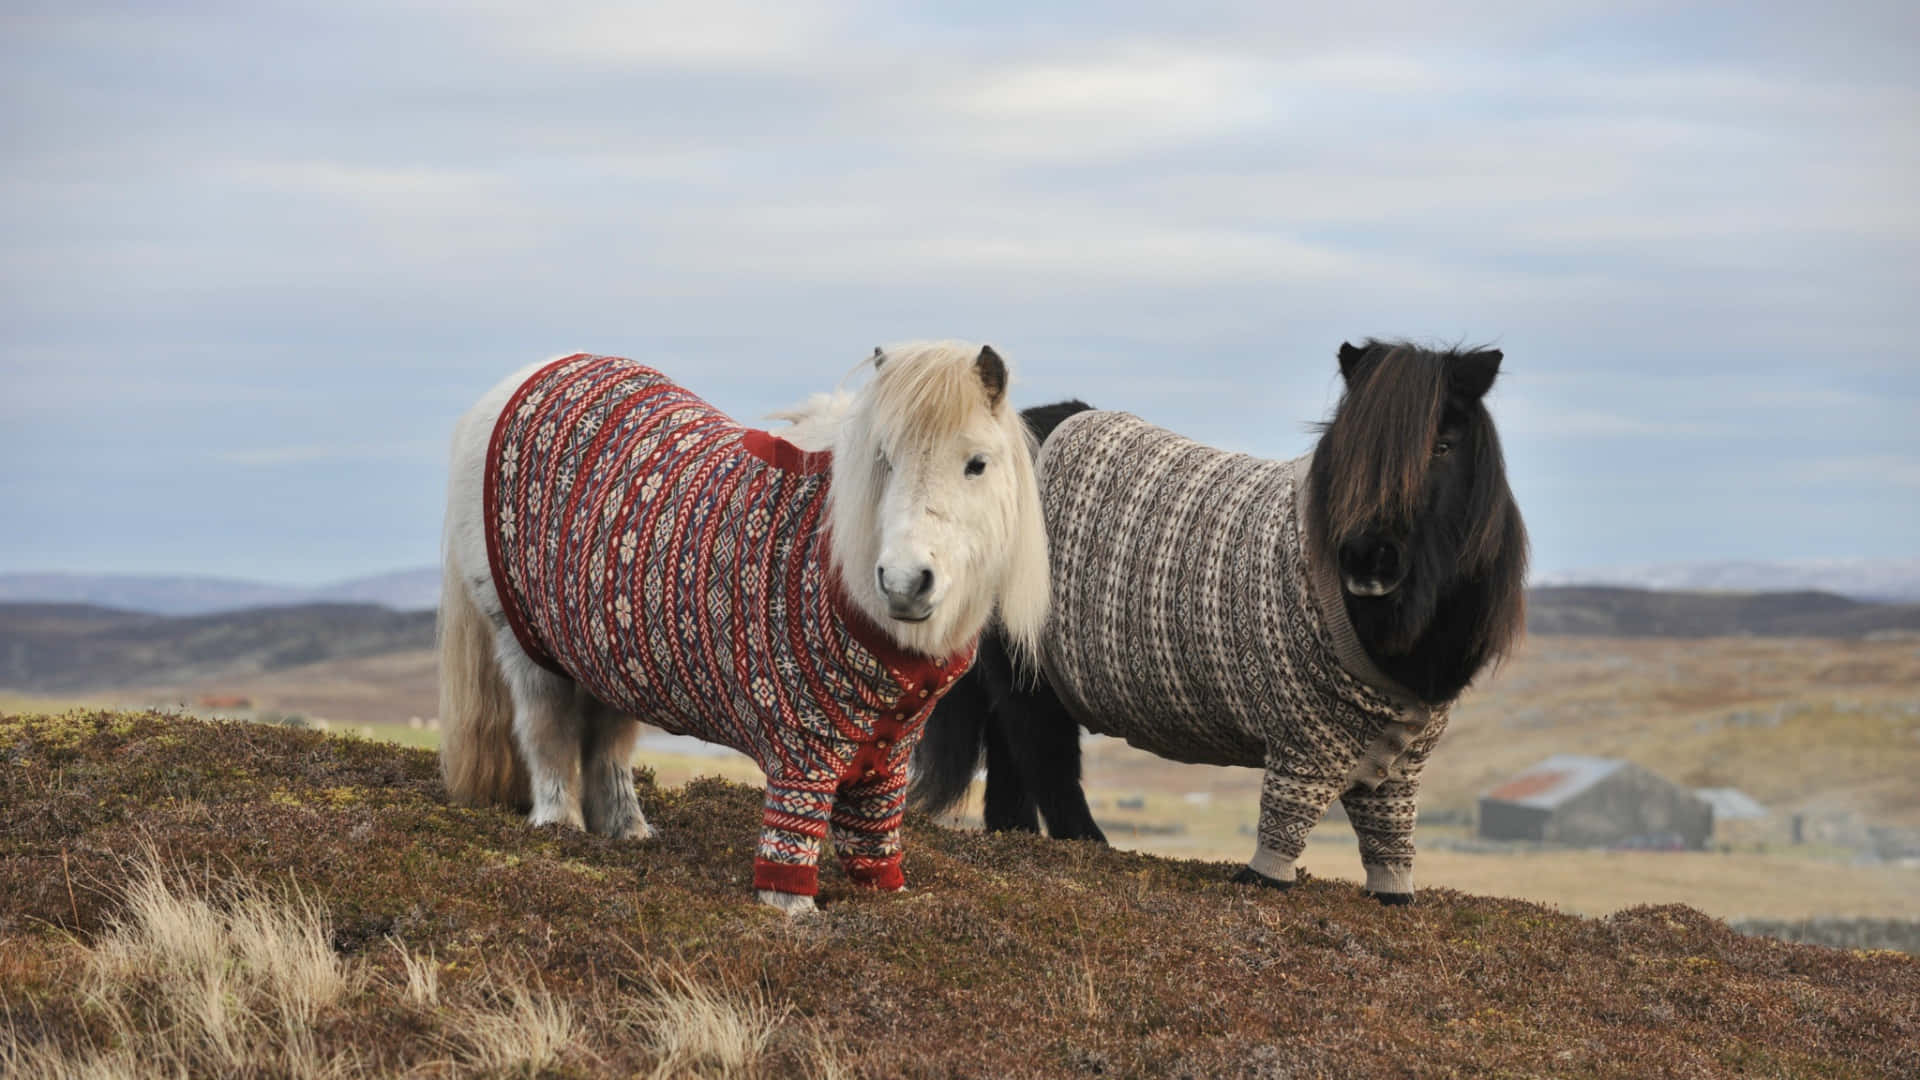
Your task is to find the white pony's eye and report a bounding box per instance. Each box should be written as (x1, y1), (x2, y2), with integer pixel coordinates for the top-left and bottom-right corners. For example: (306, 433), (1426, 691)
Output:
(965, 455), (988, 477)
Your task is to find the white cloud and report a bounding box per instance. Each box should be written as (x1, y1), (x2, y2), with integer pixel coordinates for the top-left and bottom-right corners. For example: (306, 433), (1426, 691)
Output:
(214, 440), (444, 467)
(930, 46), (1269, 160)
(518, 0), (856, 71)
(1785, 455), (1920, 490)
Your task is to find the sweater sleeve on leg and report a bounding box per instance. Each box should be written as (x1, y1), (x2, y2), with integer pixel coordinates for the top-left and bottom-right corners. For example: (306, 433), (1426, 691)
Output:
(756, 778), (836, 897)
(831, 771), (909, 890)
(1339, 775), (1421, 895)
(1251, 756), (1345, 884)
(1340, 725), (1441, 897)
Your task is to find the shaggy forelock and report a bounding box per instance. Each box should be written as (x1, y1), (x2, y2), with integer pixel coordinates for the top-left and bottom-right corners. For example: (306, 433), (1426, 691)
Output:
(862, 341), (999, 450)
(1318, 342), (1446, 546)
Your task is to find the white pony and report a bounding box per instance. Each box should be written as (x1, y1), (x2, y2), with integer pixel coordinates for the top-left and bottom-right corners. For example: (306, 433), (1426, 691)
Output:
(437, 343), (1048, 913)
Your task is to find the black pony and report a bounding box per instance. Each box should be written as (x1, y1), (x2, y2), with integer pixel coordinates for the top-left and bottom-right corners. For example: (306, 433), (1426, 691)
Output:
(910, 340), (1528, 902)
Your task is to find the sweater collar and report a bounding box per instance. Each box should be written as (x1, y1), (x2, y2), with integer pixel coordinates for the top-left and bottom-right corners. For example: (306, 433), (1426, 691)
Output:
(828, 565), (977, 691)
(1291, 453), (1427, 714)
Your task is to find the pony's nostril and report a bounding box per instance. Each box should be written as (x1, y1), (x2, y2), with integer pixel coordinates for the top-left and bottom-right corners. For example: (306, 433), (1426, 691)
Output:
(876, 566), (887, 592)
(916, 568), (935, 598)
(1373, 544), (1403, 578)
(1341, 537), (1407, 585)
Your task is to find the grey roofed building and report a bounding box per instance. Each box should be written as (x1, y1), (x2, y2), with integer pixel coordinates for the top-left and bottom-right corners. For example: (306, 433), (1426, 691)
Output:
(1478, 754), (1714, 849)
(1693, 787), (1769, 821)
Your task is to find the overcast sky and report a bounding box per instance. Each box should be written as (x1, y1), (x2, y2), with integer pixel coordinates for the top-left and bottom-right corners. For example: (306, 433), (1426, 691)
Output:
(3, 1), (1916, 584)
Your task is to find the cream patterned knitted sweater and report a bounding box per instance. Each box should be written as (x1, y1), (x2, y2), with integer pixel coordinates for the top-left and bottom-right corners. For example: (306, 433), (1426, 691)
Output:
(1037, 410), (1449, 894)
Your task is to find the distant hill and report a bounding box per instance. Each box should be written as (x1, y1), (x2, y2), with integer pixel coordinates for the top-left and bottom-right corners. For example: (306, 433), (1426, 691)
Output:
(1526, 586), (1920, 638)
(0, 602), (435, 693)
(1536, 558), (1920, 604)
(12, 558), (1917, 616)
(0, 568), (441, 615)
(4, 584), (1915, 697)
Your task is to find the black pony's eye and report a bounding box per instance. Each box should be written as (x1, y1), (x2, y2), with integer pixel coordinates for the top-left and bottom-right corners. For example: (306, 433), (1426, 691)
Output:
(965, 455), (988, 477)
(1433, 439), (1454, 457)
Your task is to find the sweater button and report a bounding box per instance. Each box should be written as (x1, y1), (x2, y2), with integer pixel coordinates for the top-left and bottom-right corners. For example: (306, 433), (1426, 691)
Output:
(1374, 766), (1388, 779)
(863, 767), (877, 779)
(876, 738), (891, 750)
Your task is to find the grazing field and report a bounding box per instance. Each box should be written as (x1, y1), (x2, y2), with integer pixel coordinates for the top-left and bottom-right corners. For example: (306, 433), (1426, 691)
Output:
(5, 710), (1916, 1078)
(979, 788), (1920, 923)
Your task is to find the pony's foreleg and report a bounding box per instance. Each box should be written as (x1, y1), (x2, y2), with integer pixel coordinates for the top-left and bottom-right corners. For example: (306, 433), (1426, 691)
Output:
(1338, 739), (1437, 905)
(830, 772), (910, 891)
(581, 701), (653, 840)
(501, 655), (586, 829)
(754, 778), (836, 914)
(1234, 756), (1342, 891)
(1338, 779), (1418, 905)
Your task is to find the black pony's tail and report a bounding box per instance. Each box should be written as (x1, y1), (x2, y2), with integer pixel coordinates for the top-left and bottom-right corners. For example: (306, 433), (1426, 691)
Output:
(907, 669), (992, 818)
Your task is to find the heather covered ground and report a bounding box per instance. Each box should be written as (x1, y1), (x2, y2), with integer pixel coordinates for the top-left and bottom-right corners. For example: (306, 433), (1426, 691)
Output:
(4, 711), (1916, 1078)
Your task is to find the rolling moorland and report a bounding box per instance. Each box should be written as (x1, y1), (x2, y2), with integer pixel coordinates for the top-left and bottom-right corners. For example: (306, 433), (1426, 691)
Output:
(3, 586), (1918, 695)
(3, 710), (1916, 1078)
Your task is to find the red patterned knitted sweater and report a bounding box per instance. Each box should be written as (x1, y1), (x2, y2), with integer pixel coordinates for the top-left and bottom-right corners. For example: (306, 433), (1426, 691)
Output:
(484, 355), (975, 896)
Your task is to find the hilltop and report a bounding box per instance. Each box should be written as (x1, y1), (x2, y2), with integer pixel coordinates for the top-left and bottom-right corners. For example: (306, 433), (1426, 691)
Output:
(0, 569), (442, 616)
(3, 710), (1914, 1078)
(1525, 586), (1920, 638)
(0, 603), (435, 693)
(5, 585), (1917, 697)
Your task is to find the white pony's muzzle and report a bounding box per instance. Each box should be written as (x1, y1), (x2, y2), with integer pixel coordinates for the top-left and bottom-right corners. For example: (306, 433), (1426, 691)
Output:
(877, 560), (939, 622)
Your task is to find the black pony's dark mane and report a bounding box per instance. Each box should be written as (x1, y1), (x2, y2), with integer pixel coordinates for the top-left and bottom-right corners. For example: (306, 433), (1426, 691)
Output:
(1308, 340), (1529, 702)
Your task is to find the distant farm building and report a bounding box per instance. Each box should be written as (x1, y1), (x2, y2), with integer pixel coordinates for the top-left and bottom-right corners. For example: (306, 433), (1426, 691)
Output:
(1478, 755), (1713, 850)
(1693, 787), (1768, 822)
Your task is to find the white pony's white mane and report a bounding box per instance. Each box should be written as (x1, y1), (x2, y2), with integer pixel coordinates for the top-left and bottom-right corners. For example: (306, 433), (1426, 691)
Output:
(776, 341), (1049, 663)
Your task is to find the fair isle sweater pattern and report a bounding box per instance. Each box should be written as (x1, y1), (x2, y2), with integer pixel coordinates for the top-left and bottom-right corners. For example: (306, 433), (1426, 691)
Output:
(1036, 410), (1448, 893)
(484, 355), (974, 896)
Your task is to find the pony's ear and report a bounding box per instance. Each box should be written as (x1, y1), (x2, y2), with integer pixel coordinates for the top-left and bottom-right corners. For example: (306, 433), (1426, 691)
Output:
(975, 345), (1008, 407)
(1450, 349), (1503, 401)
(870, 346), (885, 369)
(1337, 341), (1369, 383)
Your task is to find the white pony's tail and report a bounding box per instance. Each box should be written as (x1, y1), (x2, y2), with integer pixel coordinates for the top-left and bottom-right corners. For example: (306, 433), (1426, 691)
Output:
(765, 389), (854, 453)
(437, 556), (528, 810)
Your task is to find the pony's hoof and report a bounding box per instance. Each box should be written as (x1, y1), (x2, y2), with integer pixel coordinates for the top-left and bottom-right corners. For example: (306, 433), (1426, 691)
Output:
(757, 890), (818, 916)
(597, 812), (654, 841)
(1369, 891), (1414, 907)
(1230, 866), (1295, 891)
(528, 807), (585, 830)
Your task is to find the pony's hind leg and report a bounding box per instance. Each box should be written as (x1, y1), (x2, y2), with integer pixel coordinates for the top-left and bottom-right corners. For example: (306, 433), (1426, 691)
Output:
(501, 652), (587, 829)
(982, 722), (1040, 833)
(581, 701), (653, 840)
(987, 660), (1107, 843)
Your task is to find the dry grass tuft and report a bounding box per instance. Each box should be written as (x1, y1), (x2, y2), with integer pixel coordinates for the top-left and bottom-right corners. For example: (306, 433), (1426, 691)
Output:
(446, 975), (580, 1075)
(6, 851), (358, 1079)
(387, 937), (439, 1007)
(631, 964), (793, 1080)
(2, 834), (845, 1079)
